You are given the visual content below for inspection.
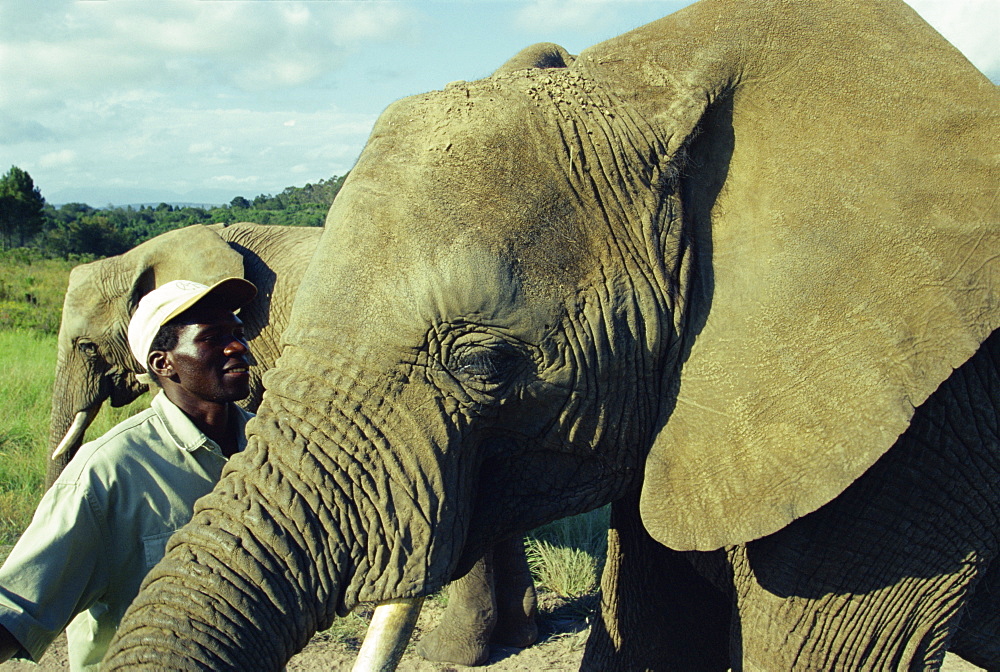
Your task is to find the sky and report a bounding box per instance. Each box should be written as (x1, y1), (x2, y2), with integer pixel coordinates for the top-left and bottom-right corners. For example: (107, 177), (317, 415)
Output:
(2, 1), (998, 207)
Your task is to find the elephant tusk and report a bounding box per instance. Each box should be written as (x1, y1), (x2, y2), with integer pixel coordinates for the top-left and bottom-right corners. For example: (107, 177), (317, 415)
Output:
(52, 408), (99, 460)
(351, 597), (425, 672)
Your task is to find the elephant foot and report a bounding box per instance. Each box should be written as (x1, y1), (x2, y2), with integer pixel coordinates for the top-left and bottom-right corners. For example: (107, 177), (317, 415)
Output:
(490, 582), (538, 648)
(490, 612), (538, 649)
(490, 535), (538, 648)
(416, 606), (495, 666)
(417, 551), (497, 666)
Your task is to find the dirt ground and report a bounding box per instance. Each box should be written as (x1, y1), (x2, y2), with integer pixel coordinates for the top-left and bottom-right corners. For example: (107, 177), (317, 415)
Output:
(0, 591), (986, 671)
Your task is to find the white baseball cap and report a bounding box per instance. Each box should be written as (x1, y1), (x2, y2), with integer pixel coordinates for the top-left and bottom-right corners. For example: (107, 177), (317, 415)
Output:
(127, 278), (257, 368)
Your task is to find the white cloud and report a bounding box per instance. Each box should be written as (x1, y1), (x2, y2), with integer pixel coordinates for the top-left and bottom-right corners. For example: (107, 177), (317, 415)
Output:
(330, 4), (413, 43)
(282, 4), (314, 28)
(0, 0), (418, 201)
(34, 104), (375, 197)
(0, 0), (417, 115)
(188, 141), (214, 154)
(247, 57), (325, 90)
(210, 175), (261, 185)
(39, 149), (77, 169)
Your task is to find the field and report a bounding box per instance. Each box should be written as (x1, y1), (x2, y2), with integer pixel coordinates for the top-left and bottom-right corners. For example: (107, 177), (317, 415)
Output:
(0, 253), (985, 671)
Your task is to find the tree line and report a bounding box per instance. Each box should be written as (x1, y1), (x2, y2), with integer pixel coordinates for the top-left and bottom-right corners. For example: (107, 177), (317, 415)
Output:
(0, 166), (346, 259)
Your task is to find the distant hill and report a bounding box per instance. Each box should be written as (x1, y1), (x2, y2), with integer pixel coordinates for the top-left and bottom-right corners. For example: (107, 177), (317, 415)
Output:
(48, 176), (346, 213)
(51, 201), (228, 210)
(47, 187), (234, 209)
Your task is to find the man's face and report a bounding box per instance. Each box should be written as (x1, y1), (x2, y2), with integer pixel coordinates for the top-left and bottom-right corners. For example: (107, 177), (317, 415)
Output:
(159, 305), (253, 407)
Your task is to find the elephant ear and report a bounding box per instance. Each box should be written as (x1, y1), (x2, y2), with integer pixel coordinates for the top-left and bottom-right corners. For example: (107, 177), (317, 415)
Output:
(579, 0), (1000, 550)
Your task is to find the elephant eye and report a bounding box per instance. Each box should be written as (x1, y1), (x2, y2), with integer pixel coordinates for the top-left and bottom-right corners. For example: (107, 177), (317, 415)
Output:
(450, 341), (520, 385)
(77, 340), (98, 356)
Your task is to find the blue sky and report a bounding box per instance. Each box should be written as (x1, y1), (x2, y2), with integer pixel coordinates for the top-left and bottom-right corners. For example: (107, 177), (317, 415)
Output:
(1, 0), (997, 206)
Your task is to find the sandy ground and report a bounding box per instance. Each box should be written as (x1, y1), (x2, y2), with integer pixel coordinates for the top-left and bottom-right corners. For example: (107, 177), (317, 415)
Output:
(0, 592), (986, 671)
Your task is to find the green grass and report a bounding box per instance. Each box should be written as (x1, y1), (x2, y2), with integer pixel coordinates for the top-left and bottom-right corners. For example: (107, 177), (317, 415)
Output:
(0, 250), (78, 335)
(0, 251), (76, 543)
(0, 330), (57, 543)
(526, 506), (609, 598)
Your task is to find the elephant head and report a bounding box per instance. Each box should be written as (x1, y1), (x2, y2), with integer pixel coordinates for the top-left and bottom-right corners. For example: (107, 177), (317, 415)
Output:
(106, 0), (999, 669)
(48, 225), (245, 483)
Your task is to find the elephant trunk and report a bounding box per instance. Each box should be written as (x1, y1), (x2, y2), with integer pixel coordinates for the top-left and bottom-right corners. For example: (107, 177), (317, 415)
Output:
(104, 404), (352, 669)
(46, 371), (106, 487)
(104, 356), (453, 670)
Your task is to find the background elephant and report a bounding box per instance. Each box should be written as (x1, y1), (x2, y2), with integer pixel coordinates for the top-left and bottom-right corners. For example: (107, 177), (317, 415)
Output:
(47, 221), (319, 485)
(46, 219), (534, 666)
(105, 0), (999, 670)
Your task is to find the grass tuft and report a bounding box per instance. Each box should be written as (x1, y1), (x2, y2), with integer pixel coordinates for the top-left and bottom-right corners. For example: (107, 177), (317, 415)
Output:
(525, 506), (609, 599)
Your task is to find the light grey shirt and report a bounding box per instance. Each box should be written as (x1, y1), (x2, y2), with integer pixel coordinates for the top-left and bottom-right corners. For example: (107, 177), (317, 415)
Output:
(0, 393), (251, 670)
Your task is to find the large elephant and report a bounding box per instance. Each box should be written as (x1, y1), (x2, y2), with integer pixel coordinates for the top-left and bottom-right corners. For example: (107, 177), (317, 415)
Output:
(47, 219), (535, 666)
(105, 0), (1000, 670)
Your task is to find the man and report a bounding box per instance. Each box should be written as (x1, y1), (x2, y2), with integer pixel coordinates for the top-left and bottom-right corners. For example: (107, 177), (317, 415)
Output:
(0, 277), (257, 670)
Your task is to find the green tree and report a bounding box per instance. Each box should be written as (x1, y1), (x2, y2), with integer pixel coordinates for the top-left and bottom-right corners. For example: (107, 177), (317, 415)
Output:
(45, 214), (132, 257)
(0, 166), (46, 249)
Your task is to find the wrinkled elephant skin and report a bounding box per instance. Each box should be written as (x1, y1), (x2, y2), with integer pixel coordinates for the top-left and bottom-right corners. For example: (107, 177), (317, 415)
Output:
(105, 1), (1000, 670)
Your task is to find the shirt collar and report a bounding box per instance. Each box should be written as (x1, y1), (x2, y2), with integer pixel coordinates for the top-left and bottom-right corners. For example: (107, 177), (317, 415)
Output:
(150, 392), (253, 455)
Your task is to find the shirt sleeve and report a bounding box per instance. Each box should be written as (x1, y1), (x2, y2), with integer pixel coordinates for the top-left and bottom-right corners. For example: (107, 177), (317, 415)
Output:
(0, 479), (110, 662)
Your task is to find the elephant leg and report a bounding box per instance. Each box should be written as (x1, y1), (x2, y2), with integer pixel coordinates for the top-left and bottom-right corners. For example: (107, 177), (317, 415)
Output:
(417, 548), (497, 666)
(417, 536), (538, 665)
(949, 558), (1000, 669)
(490, 535), (538, 648)
(582, 490), (731, 672)
(729, 541), (981, 671)
(727, 343), (1000, 670)
(730, 458), (994, 667)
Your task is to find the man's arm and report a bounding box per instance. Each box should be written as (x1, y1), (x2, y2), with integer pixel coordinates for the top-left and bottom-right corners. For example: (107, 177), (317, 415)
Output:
(0, 623), (23, 661)
(0, 479), (108, 664)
